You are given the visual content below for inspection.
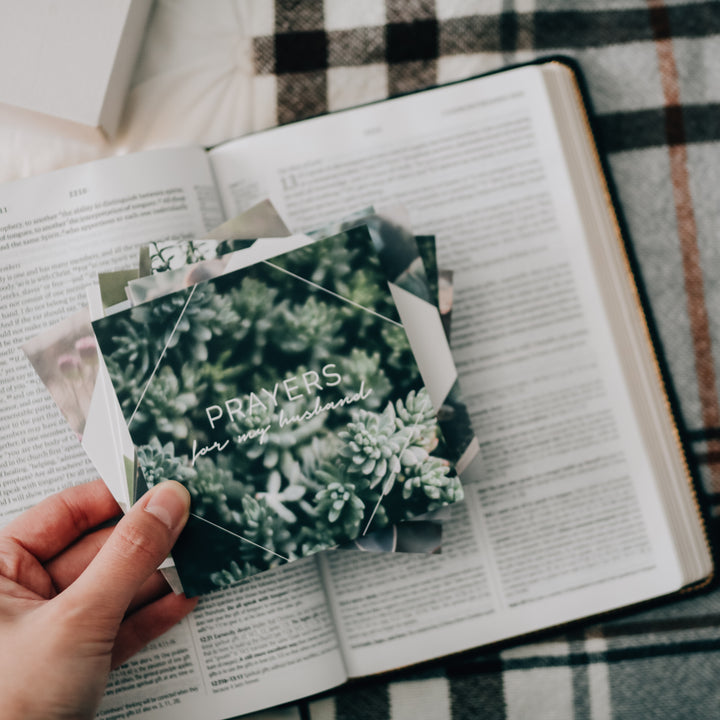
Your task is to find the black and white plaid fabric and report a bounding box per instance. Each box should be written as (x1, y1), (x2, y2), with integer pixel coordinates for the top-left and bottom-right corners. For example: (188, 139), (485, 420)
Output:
(236, 1), (720, 718)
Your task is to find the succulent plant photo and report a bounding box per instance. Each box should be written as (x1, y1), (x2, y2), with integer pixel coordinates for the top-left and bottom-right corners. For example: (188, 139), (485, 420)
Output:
(93, 227), (463, 596)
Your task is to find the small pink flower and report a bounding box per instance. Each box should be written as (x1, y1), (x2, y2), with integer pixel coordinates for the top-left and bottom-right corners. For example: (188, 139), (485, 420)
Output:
(75, 335), (98, 365)
(57, 353), (82, 380)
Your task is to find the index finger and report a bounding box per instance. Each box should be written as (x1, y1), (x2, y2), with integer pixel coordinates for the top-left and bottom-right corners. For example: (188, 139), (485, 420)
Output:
(1, 479), (121, 562)
(44, 524), (173, 612)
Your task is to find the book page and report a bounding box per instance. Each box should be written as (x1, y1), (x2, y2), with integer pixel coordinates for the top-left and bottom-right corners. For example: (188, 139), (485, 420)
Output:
(97, 559), (346, 720)
(209, 63), (687, 674)
(0, 147), (222, 523)
(0, 149), (348, 718)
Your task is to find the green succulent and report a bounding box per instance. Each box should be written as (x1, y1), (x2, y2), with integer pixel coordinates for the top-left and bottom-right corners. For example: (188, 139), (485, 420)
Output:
(315, 480), (366, 537)
(131, 365), (197, 441)
(296, 523), (339, 556)
(255, 470), (307, 524)
(148, 240), (175, 272)
(149, 238), (216, 272)
(380, 322), (415, 373)
(228, 277), (282, 362)
(344, 267), (391, 319)
(339, 404), (410, 490)
(269, 295), (345, 359)
(273, 231), (355, 293)
(181, 349), (247, 410)
(190, 457), (247, 525)
(401, 454), (462, 510)
(228, 396), (325, 482)
(210, 560), (251, 589)
(129, 284), (228, 364)
(395, 387), (435, 429)
(231, 275), (281, 313)
(113, 315), (155, 376)
(136, 438), (196, 487)
(339, 349), (392, 410)
(237, 495), (295, 566)
(104, 354), (144, 416)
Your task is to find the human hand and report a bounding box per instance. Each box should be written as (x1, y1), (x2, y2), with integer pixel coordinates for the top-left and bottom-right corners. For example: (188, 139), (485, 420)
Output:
(0, 479), (198, 720)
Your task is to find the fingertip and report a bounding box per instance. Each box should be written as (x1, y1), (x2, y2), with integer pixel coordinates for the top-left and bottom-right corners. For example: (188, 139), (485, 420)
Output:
(61, 482), (192, 618)
(142, 481), (191, 532)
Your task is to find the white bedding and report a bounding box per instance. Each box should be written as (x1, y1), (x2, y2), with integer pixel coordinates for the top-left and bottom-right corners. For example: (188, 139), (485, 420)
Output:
(0, 0), (260, 184)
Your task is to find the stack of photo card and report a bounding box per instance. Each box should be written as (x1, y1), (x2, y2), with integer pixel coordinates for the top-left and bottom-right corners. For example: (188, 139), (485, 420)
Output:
(23, 201), (478, 597)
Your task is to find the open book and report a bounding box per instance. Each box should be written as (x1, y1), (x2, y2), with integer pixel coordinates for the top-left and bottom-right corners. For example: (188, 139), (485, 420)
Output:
(0, 58), (712, 719)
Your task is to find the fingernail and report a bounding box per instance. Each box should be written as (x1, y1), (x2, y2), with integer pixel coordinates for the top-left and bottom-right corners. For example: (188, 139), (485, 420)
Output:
(144, 482), (190, 530)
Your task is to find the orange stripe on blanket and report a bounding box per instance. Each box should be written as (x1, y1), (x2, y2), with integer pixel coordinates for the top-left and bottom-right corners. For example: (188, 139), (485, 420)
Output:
(648, 1), (720, 488)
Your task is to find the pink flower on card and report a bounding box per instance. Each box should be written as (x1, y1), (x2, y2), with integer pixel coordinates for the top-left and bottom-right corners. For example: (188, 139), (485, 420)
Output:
(75, 335), (98, 365)
(57, 353), (82, 380)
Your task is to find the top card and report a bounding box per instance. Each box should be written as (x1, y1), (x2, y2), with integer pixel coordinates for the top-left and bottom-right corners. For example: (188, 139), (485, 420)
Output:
(92, 226), (463, 596)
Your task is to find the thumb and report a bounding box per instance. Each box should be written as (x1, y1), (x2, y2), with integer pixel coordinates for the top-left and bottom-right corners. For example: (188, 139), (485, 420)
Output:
(62, 481), (191, 619)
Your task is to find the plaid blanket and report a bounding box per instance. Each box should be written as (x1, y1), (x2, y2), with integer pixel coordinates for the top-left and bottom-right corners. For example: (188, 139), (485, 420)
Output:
(242, 1), (720, 719)
(246, 0), (720, 720)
